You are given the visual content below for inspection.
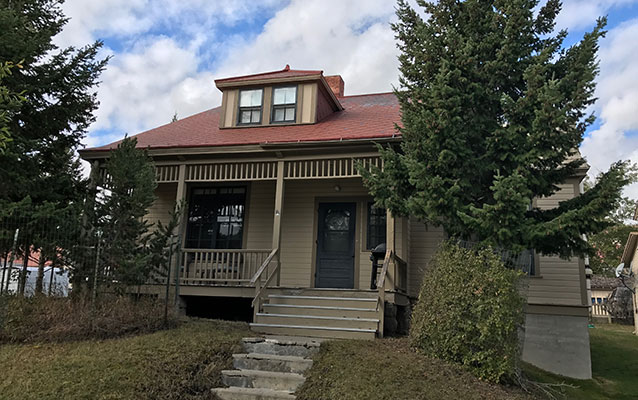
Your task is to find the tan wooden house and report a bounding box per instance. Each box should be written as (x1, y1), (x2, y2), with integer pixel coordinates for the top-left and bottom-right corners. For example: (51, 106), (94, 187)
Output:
(79, 66), (592, 379)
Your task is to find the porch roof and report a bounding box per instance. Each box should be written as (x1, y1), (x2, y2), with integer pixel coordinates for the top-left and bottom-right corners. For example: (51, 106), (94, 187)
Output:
(80, 92), (400, 154)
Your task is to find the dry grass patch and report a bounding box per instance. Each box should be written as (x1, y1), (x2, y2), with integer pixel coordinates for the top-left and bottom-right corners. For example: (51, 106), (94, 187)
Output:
(296, 337), (533, 400)
(0, 319), (250, 400)
(0, 295), (178, 343)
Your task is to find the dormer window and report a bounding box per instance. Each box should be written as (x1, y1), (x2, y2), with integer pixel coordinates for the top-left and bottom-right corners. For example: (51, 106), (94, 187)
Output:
(271, 86), (297, 123)
(238, 89), (263, 125)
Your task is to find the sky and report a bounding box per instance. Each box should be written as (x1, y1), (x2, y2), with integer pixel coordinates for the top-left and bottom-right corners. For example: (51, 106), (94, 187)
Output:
(53, 0), (638, 198)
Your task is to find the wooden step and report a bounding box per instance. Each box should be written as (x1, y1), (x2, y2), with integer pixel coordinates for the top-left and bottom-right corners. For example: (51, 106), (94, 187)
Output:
(273, 288), (377, 299)
(267, 294), (377, 309)
(262, 303), (380, 319)
(256, 313), (379, 330)
(250, 323), (376, 340)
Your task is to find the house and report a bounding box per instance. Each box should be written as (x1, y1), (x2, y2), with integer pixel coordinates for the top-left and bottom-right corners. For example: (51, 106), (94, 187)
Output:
(589, 275), (619, 321)
(0, 252), (70, 296)
(79, 65), (592, 379)
(621, 231), (638, 333)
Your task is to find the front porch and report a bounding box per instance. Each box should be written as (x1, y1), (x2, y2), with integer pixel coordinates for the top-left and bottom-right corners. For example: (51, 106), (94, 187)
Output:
(140, 154), (410, 338)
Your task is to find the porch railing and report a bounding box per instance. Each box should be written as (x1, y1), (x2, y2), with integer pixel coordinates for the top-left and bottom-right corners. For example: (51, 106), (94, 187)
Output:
(178, 249), (272, 285)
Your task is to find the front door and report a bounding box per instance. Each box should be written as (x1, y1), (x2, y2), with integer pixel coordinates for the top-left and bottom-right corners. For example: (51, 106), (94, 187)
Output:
(315, 202), (356, 288)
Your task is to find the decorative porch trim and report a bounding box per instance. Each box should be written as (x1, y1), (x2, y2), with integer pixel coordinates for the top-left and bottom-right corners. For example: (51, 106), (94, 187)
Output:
(185, 161), (278, 182)
(283, 156), (382, 179)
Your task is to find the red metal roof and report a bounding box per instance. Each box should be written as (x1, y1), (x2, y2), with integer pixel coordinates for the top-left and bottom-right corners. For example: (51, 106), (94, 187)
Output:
(83, 92), (400, 153)
(215, 65), (323, 86)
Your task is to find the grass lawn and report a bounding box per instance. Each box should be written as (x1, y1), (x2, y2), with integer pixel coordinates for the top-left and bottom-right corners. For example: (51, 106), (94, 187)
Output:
(0, 319), (251, 400)
(1, 319), (636, 399)
(296, 338), (533, 400)
(523, 323), (638, 400)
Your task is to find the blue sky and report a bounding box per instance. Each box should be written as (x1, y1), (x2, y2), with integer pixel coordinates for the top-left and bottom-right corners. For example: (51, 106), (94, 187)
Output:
(53, 0), (638, 197)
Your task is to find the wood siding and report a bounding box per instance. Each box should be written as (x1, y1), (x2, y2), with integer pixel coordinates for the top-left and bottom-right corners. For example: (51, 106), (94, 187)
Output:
(245, 181), (276, 250)
(529, 180), (585, 306)
(277, 178), (406, 289)
(407, 221), (446, 298)
(406, 180), (585, 306)
(145, 183), (177, 227)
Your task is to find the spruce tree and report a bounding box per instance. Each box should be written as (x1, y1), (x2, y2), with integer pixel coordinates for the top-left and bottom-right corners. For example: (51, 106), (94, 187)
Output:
(362, 0), (632, 257)
(97, 137), (157, 289)
(0, 0), (107, 208)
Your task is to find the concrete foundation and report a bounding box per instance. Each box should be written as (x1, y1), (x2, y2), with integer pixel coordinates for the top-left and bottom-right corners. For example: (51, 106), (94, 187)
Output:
(522, 313), (592, 379)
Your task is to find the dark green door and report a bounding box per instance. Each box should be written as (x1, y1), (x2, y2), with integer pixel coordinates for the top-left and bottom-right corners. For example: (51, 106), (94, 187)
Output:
(315, 202), (356, 288)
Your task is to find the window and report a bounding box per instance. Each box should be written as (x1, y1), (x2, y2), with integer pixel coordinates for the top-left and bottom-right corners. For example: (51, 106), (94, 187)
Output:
(366, 203), (386, 250)
(271, 86), (297, 123)
(185, 187), (246, 249)
(238, 89), (263, 125)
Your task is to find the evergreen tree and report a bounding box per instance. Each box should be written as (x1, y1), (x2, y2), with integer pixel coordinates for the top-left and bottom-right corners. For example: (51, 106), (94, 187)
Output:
(0, 0), (107, 207)
(0, 0), (106, 294)
(362, 0), (632, 257)
(97, 137), (157, 289)
(0, 61), (23, 153)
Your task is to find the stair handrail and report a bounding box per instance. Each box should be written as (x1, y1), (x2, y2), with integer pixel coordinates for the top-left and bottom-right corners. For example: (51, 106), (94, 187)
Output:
(251, 248), (279, 317)
(250, 248), (278, 285)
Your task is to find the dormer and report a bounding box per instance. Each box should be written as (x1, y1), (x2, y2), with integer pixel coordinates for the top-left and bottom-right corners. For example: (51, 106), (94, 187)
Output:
(215, 65), (344, 129)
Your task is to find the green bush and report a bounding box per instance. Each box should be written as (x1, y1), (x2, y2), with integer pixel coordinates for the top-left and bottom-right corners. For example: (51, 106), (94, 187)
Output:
(409, 242), (525, 383)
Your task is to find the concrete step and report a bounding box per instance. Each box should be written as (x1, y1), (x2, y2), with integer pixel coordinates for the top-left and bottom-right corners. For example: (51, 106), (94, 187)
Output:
(250, 323), (376, 340)
(242, 337), (321, 358)
(262, 303), (380, 319)
(256, 313), (379, 330)
(267, 294), (378, 309)
(221, 369), (305, 392)
(212, 387), (295, 400)
(233, 353), (313, 374)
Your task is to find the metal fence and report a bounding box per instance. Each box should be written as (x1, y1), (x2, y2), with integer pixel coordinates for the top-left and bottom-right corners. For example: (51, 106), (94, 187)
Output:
(0, 210), (100, 296)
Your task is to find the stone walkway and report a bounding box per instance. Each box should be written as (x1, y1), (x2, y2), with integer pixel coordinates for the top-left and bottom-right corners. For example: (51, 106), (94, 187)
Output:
(213, 336), (323, 400)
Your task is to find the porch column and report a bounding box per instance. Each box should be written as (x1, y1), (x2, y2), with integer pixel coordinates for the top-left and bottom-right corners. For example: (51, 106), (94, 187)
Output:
(272, 160), (285, 285)
(386, 209), (396, 290)
(173, 164), (187, 312)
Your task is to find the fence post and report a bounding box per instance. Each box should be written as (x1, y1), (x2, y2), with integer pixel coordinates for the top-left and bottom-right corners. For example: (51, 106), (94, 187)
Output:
(3, 228), (19, 294)
(0, 256), (6, 294)
(91, 235), (102, 309)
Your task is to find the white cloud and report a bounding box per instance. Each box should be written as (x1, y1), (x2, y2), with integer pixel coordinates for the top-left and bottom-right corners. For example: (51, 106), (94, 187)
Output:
(214, 0), (399, 96)
(554, 0), (638, 31)
(580, 18), (638, 199)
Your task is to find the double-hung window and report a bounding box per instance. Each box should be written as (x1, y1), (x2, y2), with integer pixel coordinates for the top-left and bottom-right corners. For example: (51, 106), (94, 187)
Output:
(271, 86), (297, 123)
(238, 89), (263, 125)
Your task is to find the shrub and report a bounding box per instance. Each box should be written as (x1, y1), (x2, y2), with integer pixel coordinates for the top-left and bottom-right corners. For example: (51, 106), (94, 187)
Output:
(409, 242), (525, 383)
(0, 294), (178, 343)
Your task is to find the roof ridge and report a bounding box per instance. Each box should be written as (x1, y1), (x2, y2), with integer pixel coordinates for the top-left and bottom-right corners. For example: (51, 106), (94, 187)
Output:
(214, 65), (323, 83)
(341, 91), (394, 98)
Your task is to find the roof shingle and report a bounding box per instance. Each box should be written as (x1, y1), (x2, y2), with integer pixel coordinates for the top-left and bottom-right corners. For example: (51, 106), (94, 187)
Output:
(84, 92), (400, 152)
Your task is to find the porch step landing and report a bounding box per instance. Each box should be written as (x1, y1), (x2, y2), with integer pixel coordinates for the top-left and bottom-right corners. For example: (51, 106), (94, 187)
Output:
(212, 337), (319, 400)
(250, 291), (380, 340)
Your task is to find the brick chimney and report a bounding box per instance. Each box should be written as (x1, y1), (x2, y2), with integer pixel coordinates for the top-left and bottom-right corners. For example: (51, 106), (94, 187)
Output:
(325, 75), (345, 97)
